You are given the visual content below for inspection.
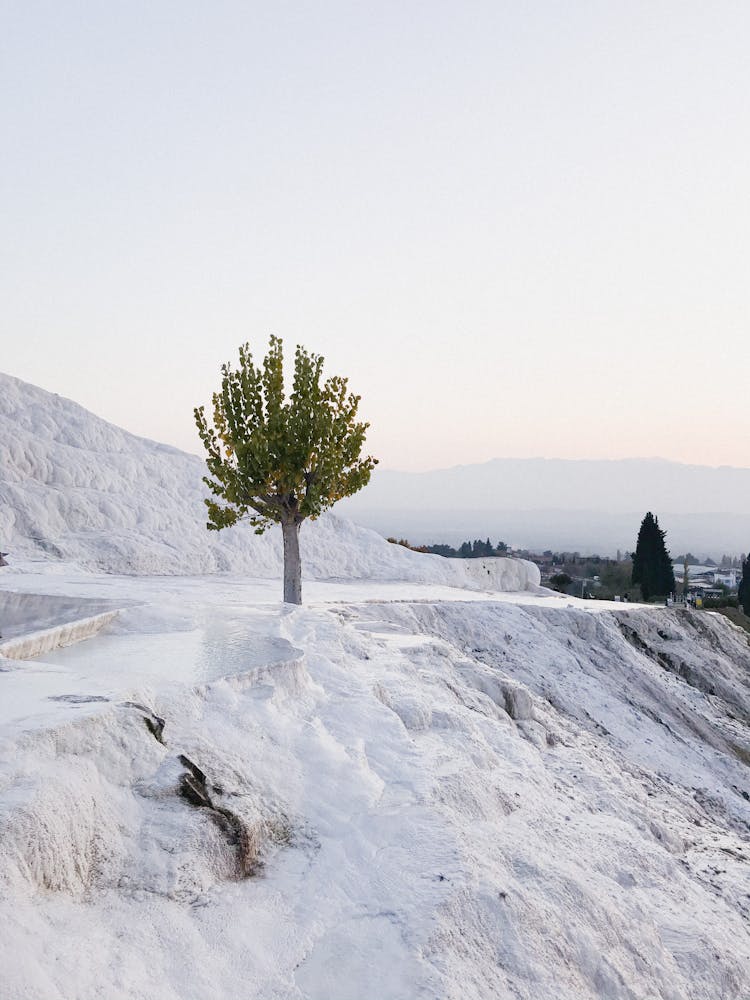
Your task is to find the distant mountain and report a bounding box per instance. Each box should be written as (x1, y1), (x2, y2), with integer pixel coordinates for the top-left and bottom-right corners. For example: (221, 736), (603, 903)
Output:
(338, 459), (750, 557)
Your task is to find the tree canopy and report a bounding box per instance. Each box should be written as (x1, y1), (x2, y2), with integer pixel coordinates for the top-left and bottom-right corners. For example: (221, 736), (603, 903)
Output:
(631, 512), (676, 601)
(739, 554), (750, 613)
(194, 337), (377, 603)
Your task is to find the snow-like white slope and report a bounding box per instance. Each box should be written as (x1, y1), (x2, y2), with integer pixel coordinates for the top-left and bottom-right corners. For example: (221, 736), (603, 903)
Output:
(0, 570), (748, 1000)
(0, 372), (539, 590)
(2, 375), (748, 998)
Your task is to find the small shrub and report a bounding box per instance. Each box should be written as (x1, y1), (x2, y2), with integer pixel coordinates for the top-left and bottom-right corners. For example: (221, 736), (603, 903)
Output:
(702, 596), (739, 609)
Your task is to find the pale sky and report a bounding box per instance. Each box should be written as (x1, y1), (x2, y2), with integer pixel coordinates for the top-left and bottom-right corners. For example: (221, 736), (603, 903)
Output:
(2, 2), (750, 471)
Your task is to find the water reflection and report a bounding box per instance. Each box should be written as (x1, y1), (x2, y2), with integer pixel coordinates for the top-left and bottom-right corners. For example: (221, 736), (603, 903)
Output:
(0, 592), (120, 639)
(26, 606), (297, 688)
(196, 614), (296, 682)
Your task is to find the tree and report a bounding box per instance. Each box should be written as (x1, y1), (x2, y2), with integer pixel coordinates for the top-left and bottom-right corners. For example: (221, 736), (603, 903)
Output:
(597, 559), (638, 601)
(471, 538), (493, 557)
(631, 512), (676, 602)
(194, 337), (377, 604)
(739, 554), (750, 614)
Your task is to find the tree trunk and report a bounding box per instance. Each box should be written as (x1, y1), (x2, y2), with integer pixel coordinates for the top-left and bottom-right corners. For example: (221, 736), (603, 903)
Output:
(282, 519), (302, 605)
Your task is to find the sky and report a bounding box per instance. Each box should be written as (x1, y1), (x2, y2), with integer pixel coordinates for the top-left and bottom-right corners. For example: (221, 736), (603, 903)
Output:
(2, 1), (750, 472)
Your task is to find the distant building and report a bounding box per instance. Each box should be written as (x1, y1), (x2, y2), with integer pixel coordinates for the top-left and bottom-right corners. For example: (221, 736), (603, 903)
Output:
(673, 563), (739, 591)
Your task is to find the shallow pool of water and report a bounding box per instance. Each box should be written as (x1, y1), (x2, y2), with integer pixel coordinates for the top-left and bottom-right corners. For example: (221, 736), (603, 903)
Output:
(30, 606), (298, 687)
(0, 591), (121, 639)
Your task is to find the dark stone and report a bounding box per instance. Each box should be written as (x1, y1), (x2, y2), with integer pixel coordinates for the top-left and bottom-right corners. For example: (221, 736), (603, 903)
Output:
(48, 694), (110, 704)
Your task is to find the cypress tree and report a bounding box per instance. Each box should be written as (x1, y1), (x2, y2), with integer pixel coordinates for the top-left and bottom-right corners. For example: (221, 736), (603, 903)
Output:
(739, 555), (750, 614)
(631, 512), (676, 602)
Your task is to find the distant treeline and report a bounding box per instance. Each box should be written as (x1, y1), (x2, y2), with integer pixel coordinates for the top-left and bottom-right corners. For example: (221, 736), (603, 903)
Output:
(387, 537), (509, 558)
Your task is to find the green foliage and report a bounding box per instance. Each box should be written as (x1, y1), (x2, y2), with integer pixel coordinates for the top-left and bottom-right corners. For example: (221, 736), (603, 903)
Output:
(702, 595), (739, 609)
(739, 554), (750, 612)
(631, 512), (676, 601)
(386, 537), (510, 559)
(596, 560), (639, 601)
(422, 543), (455, 558)
(194, 336), (377, 533)
(550, 572), (573, 592)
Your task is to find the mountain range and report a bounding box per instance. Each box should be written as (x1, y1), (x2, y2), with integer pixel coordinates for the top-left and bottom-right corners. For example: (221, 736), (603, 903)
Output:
(339, 458), (750, 556)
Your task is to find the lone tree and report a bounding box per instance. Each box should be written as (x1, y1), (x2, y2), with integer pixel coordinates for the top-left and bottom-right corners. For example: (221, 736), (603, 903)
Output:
(195, 337), (377, 604)
(738, 554), (750, 614)
(549, 572), (573, 593)
(631, 512), (676, 602)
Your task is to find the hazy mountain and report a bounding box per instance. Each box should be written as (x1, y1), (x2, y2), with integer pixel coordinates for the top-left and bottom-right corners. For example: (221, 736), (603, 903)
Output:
(338, 458), (750, 556)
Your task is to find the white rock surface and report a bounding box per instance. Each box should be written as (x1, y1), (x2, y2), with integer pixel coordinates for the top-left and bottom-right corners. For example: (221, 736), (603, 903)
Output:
(0, 573), (748, 1000)
(0, 373), (748, 1000)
